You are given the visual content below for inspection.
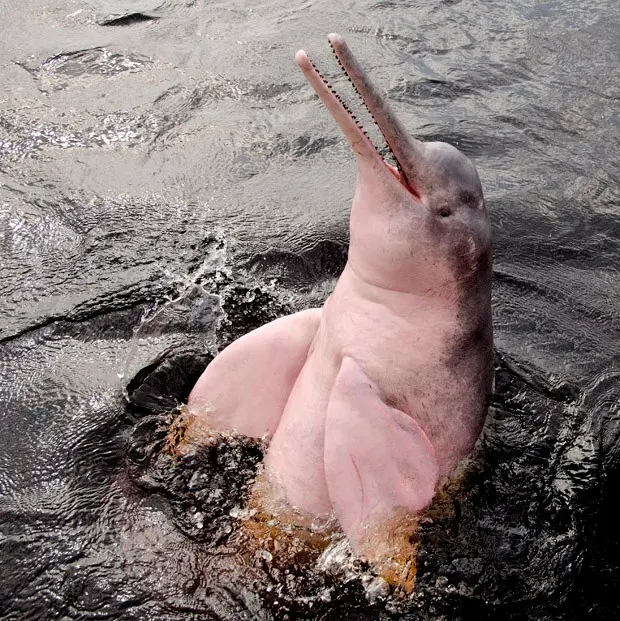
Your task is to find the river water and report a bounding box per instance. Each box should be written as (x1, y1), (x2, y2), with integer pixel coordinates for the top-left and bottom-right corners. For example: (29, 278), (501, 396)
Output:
(0, 1), (618, 619)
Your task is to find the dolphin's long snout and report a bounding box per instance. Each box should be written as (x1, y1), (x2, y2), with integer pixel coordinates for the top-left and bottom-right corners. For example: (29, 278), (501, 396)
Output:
(294, 48), (376, 159)
(327, 33), (427, 199)
(297, 34), (426, 200)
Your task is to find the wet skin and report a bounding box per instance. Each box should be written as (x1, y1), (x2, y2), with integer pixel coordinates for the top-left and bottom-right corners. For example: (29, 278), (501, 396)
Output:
(186, 34), (493, 583)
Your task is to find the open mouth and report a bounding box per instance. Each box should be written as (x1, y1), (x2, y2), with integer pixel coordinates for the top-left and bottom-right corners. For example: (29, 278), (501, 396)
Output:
(295, 34), (422, 201)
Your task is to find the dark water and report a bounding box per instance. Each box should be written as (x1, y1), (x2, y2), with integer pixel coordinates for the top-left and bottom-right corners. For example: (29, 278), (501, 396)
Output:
(1, 0), (619, 619)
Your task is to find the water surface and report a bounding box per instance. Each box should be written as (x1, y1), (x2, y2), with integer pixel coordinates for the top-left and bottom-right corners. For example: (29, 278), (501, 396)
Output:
(1, 0), (619, 619)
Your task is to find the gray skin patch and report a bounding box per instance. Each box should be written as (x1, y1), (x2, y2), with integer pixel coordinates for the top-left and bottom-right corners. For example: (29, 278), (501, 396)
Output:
(408, 142), (494, 438)
(412, 143), (490, 289)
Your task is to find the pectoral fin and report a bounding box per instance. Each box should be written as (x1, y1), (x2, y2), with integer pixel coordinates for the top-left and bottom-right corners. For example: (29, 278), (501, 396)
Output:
(324, 356), (439, 590)
(187, 308), (321, 438)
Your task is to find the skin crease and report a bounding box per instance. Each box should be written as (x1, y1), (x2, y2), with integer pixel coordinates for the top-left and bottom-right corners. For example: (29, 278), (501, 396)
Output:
(185, 34), (493, 571)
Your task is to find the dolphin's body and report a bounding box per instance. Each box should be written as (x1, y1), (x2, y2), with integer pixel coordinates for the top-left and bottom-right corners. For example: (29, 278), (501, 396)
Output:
(186, 34), (493, 582)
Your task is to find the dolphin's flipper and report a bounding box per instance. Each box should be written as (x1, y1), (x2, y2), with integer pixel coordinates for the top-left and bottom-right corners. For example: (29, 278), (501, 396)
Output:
(187, 309), (321, 438)
(324, 356), (439, 589)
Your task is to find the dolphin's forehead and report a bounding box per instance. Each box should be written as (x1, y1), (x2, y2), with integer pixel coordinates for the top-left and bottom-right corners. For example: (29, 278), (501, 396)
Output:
(423, 142), (483, 197)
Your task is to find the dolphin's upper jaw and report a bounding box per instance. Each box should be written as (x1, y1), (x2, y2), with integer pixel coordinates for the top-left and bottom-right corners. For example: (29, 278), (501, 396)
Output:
(295, 37), (424, 204)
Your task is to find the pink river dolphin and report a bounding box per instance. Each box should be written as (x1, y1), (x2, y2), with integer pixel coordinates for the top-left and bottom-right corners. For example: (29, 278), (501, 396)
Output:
(183, 34), (493, 588)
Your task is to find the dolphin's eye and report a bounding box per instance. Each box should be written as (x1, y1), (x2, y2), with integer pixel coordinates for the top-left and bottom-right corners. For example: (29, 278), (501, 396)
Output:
(438, 207), (451, 218)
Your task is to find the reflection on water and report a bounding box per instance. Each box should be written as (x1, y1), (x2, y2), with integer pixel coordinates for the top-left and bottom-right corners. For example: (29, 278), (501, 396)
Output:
(0, 0), (618, 618)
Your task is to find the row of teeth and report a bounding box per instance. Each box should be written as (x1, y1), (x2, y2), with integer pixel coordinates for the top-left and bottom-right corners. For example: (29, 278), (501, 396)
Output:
(307, 42), (401, 173)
